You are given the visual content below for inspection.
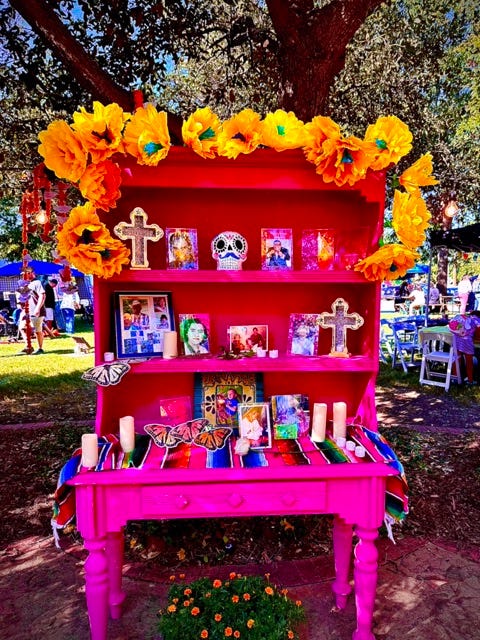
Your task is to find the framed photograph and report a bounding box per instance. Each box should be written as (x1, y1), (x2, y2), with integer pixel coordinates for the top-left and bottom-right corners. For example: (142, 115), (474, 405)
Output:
(179, 314), (211, 355)
(166, 228), (199, 270)
(114, 291), (174, 359)
(228, 324), (268, 354)
(301, 229), (335, 270)
(238, 402), (272, 449)
(261, 228), (293, 270)
(287, 313), (320, 356)
(271, 394), (310, 438)
(194, 372), (263, 428)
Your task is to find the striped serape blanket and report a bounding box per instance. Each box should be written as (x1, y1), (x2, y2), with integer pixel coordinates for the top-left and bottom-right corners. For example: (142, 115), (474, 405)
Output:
(52, 424), (408, 545)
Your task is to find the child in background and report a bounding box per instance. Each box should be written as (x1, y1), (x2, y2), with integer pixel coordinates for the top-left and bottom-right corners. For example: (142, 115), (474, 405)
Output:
(448, 311), (480, 385)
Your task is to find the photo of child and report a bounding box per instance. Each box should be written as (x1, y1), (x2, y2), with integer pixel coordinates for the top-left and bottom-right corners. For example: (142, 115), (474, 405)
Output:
(238, 403), (271, 449)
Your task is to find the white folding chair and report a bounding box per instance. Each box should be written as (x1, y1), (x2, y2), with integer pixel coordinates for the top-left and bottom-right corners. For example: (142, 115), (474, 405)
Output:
(379, 319), (394, 363)
(418, 329), (461, 391)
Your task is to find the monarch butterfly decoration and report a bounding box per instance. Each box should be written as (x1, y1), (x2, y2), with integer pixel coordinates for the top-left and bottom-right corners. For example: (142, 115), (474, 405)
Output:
(145, 418), (232, 452)
(82, 362), (131, 387)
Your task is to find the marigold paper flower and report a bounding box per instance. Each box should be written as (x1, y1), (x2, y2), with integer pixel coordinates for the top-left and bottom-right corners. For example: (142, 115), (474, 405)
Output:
(354, 243), (419, 281)
(56, 202), (130, 278)
(217, 109), (262, 159)
(72, 101), (129, 163)
(303, 115), (342, 166)
(182, 107), (222, 159)
(38, 120), (87, 182)
(364, 116), (413, 171)
(123, 104), (171, 165)
(78, 159), (122, 212)
(315, 135), (372, 187)
(260, 110), (306, 151)
(224, 628), (233, 637)
(392, 190), (431, 249)
(399, 152), (438, 194)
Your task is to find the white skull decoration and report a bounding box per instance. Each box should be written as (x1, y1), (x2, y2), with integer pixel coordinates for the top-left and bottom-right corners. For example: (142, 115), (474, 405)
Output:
(211, 231), (248, 270)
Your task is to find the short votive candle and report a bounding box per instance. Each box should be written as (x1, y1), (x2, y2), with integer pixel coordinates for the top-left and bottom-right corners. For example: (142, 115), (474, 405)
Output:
(119, 415), (135, 453)
(269, 349), (279, 359)
(163, 331), (178, 359)
(104, 352), (115, 362)
(256, 348), (267, 358)
(311, 403), (327, 442)
(333, 401), (347, 439)
(81, 433), (98, 468)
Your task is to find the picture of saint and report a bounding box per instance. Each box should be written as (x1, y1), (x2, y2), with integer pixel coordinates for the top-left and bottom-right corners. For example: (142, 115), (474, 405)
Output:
(166, 228), (199, 270)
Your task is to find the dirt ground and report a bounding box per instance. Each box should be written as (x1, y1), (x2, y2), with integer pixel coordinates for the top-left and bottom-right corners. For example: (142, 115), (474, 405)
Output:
(0, 382), (479, 638)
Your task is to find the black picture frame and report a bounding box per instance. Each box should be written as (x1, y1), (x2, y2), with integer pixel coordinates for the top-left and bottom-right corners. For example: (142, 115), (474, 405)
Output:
(114, 291), (174, 359)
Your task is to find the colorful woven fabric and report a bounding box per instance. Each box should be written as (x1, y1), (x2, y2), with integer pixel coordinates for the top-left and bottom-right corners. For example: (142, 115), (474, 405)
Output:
(52, 424), (408, 543)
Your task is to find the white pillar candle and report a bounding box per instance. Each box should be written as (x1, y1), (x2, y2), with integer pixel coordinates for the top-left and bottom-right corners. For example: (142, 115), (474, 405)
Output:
(333, 401), (347, 439)
(163, 331), (178, 359)
(119, 415), (135, 453)
(81, 433), (98, 468)
(104, 352), (115, 362)
(269, 349), (278, 358)
(311, 403), (327, 442)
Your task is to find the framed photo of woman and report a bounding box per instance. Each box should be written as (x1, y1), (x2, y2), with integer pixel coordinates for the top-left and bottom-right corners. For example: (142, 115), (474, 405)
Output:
(287, 313), (320, 356)
(179, 314), (211, 356)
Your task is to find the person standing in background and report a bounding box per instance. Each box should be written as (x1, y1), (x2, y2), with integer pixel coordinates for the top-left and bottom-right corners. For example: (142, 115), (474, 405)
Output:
(16, 267), (46, 354)
(60, 282), (80, 334)
(44, 278), (60, 334)
(458, 274), (472, 314)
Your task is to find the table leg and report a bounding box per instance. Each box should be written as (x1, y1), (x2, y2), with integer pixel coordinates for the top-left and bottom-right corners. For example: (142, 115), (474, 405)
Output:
(84, 535), (109, 640)
(332, 516), (353, 609)
(352, 526), (378, 640)
(107, 530), (126, 619)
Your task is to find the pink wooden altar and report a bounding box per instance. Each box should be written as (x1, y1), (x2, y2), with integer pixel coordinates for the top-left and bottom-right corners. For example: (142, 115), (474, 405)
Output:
(69, 149), (397, 640)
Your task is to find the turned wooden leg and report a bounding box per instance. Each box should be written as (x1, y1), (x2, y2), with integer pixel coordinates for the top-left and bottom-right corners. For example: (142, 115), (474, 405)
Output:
(84, 536), (109, 640)
(106, 530), (126, 619)
(352, 526), (378, 640)
(332, 516), (353, 609)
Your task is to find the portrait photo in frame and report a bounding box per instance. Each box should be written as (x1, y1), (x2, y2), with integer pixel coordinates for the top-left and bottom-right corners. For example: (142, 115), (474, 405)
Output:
(228, 324), (268, 354)
(261, 228), (293, 270)
(179, 314), (211, 356)
(166, 228), (199, 270)
(301, 229), (335, 270)
(287, 313), (320, 356)
(271, 394), (310, 438)
(238, 402), (272, 450)
(194, 372), (263, 429)
(114, 291), (174, 359)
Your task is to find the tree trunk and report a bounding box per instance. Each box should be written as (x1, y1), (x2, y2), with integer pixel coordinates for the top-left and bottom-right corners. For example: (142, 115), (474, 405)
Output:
(266, 0), (387, 120)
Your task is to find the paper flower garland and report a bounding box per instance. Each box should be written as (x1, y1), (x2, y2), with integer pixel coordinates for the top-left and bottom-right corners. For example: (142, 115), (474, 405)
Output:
(37, 103), (436, 280)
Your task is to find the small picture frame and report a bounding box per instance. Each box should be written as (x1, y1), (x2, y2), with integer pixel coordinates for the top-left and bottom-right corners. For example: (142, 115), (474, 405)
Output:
(238, 402), (272, 449)
(287, 313), (320, 356)
(301, 229), (335, 270)
(334, 227), (370, 270)
(271, 394), (310, 438)
(179, 314), (211, 356)
(261, 228), (293, 270)
(114, 292), (174, 359)
(166, 228), (199, 270)
(229, 324), (268, 354)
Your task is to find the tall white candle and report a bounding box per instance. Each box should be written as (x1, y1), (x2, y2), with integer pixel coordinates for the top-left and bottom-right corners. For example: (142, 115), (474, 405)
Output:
(163, 331), (178, 359)
(119, 415), (135, 452)
(81, 433), (98, 468)
(333, 401), (347, 439)
(311, 403), (327, 442)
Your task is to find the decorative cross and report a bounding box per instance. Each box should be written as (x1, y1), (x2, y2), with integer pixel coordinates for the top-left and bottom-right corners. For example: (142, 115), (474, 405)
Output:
(318, 297), (364, 358)
(114, 206), (163, 269)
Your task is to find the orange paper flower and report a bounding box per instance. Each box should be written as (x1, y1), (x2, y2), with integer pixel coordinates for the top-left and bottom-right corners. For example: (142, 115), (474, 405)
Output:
(72, 101), (129, 163)
(182, 107), (222, 159)
(38, 120), (87, 182)
(354, 243), (419, 281)
(123, 104), (171, 165)
(303, 115), (342, 166)
(399, 152), (438, 194)
(78, 159), (122, 211)
(392, 190), (431, 249)
(217, 109), (262, 159)
(314, 135), (372, 187)
(260, 109), (306, 151)
(364, 115), (413, 171)
(56, 202), (130, 278)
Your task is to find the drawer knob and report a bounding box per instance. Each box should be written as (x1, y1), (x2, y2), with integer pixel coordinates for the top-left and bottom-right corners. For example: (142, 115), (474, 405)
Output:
(228, 493), (244, 507)
(175, 495), (190, 509)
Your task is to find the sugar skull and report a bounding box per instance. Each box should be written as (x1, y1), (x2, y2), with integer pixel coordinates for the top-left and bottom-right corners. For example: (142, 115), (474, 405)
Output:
(211, 231), (248, 270)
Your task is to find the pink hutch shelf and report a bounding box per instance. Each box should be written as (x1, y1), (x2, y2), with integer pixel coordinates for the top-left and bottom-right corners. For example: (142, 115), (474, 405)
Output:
(70, 148), (396, 640)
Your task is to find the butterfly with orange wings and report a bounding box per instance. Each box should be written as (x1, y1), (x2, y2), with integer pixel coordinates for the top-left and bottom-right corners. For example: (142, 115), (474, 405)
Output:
(144, 418), (232, 451)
